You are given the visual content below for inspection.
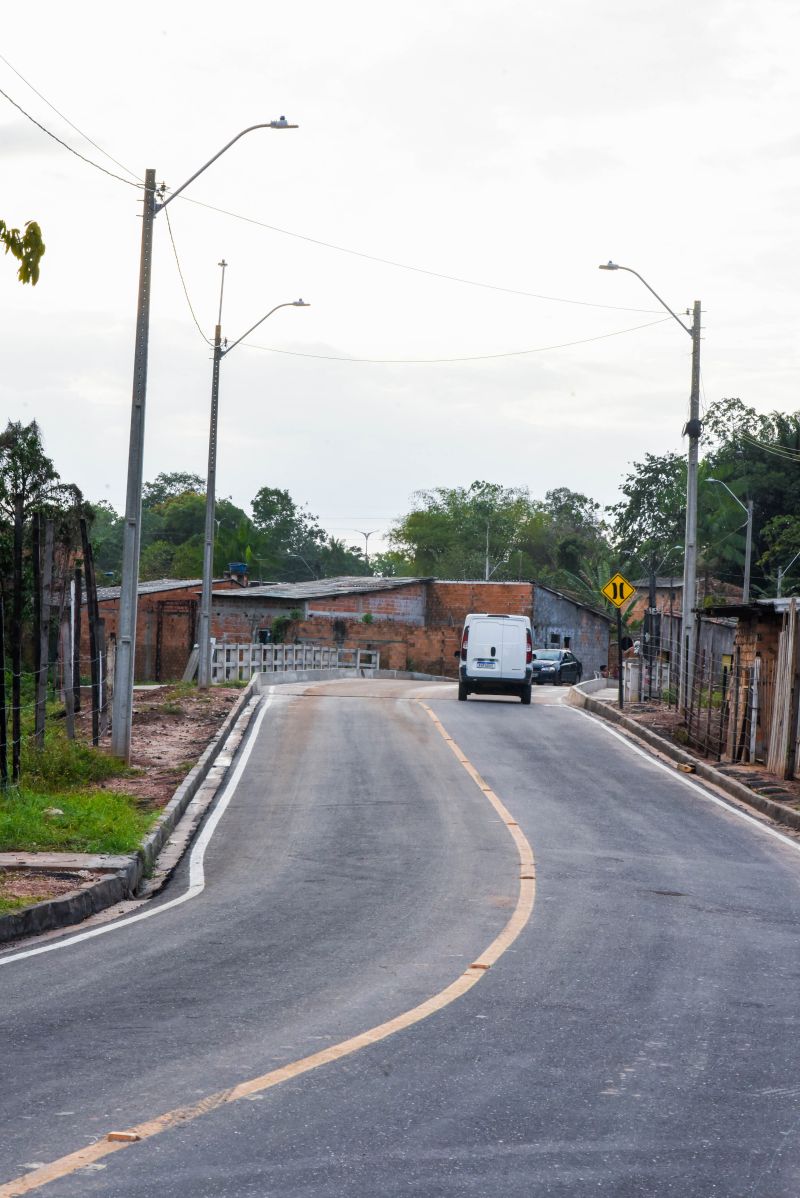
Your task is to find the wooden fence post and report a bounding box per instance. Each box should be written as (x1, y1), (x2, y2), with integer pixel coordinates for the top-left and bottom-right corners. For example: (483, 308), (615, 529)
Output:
(79, 518), (102, 747)
(34, 519), (54, 749)
(60, 617), (75, 741)
(785, 602), (800, 779)
(72, 564), (82, 713)
(0, 595), (7, 786)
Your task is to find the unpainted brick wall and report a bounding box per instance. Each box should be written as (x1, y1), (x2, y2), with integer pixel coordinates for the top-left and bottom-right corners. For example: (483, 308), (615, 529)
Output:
(83, 583), (203, 682)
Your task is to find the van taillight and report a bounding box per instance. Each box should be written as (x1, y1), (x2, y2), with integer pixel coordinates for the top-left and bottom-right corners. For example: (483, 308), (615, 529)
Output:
(461, 627), (469, 661)
(526, 629), (532, 664)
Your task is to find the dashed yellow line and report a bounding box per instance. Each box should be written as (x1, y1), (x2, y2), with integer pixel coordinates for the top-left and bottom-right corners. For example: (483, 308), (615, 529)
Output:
(0, 699), (535, 1197)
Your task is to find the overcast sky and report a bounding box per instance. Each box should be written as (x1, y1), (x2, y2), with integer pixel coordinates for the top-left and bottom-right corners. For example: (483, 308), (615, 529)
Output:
(2, 0), (799, 555)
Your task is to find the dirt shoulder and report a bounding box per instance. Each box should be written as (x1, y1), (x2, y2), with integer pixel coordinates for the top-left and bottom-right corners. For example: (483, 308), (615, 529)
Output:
(612, 699), (800, 812)
(0, 683), (245, 922)
(103, 683), (244, 809)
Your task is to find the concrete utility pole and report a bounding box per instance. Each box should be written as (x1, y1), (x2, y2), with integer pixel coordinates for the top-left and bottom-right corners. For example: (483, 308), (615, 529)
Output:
(599, 263), (702, 711)
(111, 120), (298, 759)
(197, 263), (226, 690)
(196, 294), (309, 688)
(682, 299), (702, 707)
(112, 170), (156, 761)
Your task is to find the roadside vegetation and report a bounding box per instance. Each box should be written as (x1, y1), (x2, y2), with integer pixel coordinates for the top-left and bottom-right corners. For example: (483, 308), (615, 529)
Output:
(0, 684), (154, 854)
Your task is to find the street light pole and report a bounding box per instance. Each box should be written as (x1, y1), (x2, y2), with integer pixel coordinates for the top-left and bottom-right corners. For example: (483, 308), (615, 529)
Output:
(707, 477), (753, 603)
(599, 262), (702, 710)
(111, 119), (297, 759)
(355, 529), (377, 567)
(196, 295), (310, 688)
(777, 549), (800, 598)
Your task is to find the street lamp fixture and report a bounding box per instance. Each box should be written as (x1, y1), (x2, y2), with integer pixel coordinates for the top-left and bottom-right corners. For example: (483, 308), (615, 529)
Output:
(600, 259), (702, 709)
(777, 550), (800, 599)
(706, 478), (753, 603)
(355, 529), (378, 567)
(197, 284), (310, 689)
(111, 118), (298, 760)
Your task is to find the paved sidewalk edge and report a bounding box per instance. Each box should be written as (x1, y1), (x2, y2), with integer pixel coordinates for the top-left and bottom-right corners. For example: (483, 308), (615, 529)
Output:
(0, 676), (261, 945)
(570, 687), (800, 834)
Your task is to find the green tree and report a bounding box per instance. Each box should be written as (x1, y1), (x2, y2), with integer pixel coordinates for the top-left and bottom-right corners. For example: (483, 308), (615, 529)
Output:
(87, 501), (124, 578)
(250, 486), (326, 578)
(0, 421), (81, 780)
(390, 481), (535, 579)
(317, 537), (370, 578)
(609, 452), (686, 564)
(142, 472), (204, 510)
(1, 218), (45, 285)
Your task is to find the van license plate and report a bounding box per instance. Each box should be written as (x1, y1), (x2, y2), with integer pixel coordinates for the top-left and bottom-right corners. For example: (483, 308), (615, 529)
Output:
(475, 659), (496, 669)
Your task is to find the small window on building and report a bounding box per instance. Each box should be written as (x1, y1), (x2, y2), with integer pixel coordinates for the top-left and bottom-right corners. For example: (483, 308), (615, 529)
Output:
(550, 632), (561, 646)
(564, 636), (571, 648)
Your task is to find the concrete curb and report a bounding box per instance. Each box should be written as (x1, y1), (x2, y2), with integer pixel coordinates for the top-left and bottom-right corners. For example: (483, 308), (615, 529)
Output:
(569, 687), (800, 834)
(0, 676), (262, 945)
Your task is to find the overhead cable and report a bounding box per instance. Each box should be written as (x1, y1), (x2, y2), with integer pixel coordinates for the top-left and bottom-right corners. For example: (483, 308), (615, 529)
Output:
(0, 85), (141, 188)
(239, 316), (673, 364)
(0, 51), (141, 181)
(163, 207), (213, 345)
(177, 193), (662, 315)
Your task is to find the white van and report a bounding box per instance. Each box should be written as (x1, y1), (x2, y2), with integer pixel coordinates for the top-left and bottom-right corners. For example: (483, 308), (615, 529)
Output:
(457, 613), (533, 704)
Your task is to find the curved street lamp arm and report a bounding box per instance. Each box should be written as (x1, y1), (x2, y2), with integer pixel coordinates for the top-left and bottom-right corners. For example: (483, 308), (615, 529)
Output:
(156, 120), (298, 213)
(599, 262), (692, 336)
(707, 476), (748, 515)
(222, 301), (309, 357)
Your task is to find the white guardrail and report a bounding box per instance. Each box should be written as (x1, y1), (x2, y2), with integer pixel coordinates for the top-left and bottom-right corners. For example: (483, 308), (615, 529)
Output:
(210, 643), (380, 684)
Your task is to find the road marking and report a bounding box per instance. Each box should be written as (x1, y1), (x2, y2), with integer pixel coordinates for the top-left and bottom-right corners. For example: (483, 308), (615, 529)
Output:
(0, 695), (536, 1196)
(0, 692), (277, 968)
(568, 705), (800, 857)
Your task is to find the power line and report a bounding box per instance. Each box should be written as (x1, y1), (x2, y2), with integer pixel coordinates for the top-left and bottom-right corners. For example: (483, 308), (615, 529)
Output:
(177, 193), (662, 315)
(238, 316), (672, 364)
(739, 431), (800, 462)
(0, 52), (141, 182)
(0, 85), (141, 188)
(163, 207), (213, 346)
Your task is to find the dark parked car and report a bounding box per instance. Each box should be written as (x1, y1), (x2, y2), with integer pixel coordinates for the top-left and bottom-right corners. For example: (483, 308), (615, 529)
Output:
(531, 648), (582, 685)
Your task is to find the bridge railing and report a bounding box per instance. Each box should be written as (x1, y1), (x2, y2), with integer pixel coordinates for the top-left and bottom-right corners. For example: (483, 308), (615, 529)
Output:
(210, 643), (380, 684)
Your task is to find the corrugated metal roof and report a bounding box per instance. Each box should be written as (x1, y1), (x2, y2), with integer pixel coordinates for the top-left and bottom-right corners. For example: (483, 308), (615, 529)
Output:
(95, 578), (204, 601)
(212, 576), (432, 600)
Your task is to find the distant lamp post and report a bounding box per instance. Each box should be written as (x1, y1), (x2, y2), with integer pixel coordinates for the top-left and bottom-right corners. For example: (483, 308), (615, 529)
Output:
(777, 550), (800, 598)
(355, 529), (378, 567)
(287, 552), (317, 579)
(707, 478), (753, 602)
(599, 260), (702, 708)
(112, 117), (298, 760)
(197, 282), (310, 689)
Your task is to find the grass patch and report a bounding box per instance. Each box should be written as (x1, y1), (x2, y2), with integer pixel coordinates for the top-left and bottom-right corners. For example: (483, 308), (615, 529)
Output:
(0, 789), (155, 854)
(0, 893), (45, 915)
(21, 731), (126, 791)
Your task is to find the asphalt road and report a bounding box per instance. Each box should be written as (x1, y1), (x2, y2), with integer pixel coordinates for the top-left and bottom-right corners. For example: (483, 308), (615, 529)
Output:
(2, 678), (800, 1197)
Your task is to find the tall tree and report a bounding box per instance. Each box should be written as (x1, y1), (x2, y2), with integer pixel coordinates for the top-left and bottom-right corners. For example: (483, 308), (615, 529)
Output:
(0, 421), (81, 779)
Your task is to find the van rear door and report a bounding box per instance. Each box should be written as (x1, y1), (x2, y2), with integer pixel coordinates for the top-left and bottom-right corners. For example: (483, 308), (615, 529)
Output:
(499, 618), (526, 679)
(466, 617), (501, 678)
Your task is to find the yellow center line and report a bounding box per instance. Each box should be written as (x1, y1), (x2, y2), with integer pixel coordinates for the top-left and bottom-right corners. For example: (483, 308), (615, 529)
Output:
(1, 699), (535, 1197)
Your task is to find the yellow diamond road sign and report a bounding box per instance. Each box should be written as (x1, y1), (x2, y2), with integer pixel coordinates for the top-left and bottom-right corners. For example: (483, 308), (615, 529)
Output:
(602, 572), (635, 608)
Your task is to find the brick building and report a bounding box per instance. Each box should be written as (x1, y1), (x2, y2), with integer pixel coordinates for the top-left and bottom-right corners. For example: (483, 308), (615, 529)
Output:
(87, 574), (612, 683)
(209, 576), (612, 680)
(83, 578), (239, 683)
